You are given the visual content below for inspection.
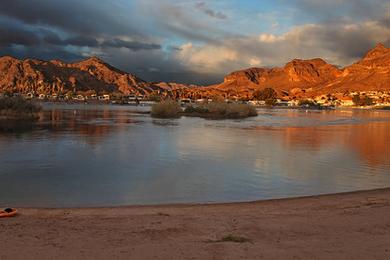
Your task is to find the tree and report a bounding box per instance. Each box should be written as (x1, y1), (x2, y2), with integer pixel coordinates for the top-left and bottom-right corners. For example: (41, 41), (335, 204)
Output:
(210, 94), (224, 102)
(352, 95), (374, 106)
(147, 93), (161, 102)
(298, 99), (317, 107)
(253, 87), (277, 105)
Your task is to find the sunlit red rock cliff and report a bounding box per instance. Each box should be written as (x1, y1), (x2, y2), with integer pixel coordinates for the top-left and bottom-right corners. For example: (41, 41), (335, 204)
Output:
(0, 43), (389, 98)
(209, 43), (390, 98)
(0, 56), (163, 95)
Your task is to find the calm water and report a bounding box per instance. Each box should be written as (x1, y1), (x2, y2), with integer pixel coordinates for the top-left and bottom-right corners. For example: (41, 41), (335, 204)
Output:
(0, 104), (390, 207)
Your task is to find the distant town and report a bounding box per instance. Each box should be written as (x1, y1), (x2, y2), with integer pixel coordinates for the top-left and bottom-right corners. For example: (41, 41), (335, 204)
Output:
(1, 89), (389, 109)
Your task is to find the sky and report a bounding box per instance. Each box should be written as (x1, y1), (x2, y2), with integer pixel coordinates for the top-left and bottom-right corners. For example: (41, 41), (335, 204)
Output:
(1, 0), (390, 85)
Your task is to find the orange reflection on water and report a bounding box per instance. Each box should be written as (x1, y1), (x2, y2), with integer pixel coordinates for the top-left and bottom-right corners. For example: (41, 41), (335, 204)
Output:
(280, 121), (390, 167)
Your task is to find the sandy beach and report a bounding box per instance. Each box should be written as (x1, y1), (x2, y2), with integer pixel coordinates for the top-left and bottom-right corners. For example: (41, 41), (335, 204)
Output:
(1, 189), (390, 260)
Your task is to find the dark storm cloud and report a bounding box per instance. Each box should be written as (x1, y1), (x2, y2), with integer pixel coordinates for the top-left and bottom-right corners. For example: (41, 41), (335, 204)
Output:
(0, 1), (162, 60)
(65, 36), (99, 47)
(41, 29), (63, 45)
(143, 1), (231, 44)
(0, 16), (40, 47)
(195, 2), (227, 20)
(101, 39), (161, 51)
(0, 45), (83, 61)
(0, 26), (40, 47)
(43, 32), (159, 51)
(0, 16), (159, 52)
(0, 0), (140, 36)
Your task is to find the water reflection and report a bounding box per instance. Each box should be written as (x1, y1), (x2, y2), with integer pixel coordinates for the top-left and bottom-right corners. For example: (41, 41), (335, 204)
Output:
(0, 120), (37, 134)
(0, 105), (144, 141)
(276, 122), (390, 167)
(0, 105), (389, 207)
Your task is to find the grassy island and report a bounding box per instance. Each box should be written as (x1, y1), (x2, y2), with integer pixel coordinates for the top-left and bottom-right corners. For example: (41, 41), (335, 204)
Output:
(0, 97), (42, 121)
(375, 106), (390, 110)
(151, 101), (257, 119)
(151, 100), (183, 118)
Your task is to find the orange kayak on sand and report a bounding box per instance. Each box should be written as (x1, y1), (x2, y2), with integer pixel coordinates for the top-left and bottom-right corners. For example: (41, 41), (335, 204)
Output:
(0, 208), (17, 218)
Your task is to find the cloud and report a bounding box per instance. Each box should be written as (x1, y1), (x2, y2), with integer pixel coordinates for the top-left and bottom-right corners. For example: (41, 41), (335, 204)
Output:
(0, 0), (141, 37)
(259, 34), (281, 43)
(249, 58), (262, 66)
(175, 43), (238, 73)
(0, 45), (84, 61)
(195, 1), (227, 20)
(174, 19), (390, 75)
(290, 0), (389, 21)
(101, 39), (161, 51)
(135, 1), (232, 44)
(65, 36), (100, 47)
(0, 0), (389, 85)
(0, 1), (163, 60)
(0, 21), (41, 47)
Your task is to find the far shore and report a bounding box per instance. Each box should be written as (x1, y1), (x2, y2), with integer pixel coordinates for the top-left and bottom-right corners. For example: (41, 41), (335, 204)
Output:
(2, 188), (390, 259)
(36, 100), (390, 111)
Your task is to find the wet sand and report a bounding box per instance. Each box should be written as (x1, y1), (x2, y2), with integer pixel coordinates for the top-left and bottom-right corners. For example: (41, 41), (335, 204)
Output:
(1, 189), (390, 260)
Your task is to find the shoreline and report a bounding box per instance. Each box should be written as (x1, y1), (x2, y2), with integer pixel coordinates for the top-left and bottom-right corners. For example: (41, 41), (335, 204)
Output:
(34, 100), (390, 110)
(9, 187), (390, 210)
(2, 188), (390, 259)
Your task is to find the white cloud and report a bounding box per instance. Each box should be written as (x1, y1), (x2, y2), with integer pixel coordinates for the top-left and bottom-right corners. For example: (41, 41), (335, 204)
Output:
(259, 34), (279, 43)
(249, 57), (262, 66)
(173, 19), (390, 76)
(175, 42), (239, 73)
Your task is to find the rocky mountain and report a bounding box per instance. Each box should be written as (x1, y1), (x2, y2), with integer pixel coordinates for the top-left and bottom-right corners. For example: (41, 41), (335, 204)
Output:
(207, 43), (390, 97)
(1, 43), (389, 98)
(152, 82), (199, 91)
(0, 56), (163, 95)
(319, 43), (390, 94)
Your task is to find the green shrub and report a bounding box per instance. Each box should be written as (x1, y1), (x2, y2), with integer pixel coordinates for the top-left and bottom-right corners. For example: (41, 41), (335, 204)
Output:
(220, 235), (252, 243)
(151, 100), (182, 118)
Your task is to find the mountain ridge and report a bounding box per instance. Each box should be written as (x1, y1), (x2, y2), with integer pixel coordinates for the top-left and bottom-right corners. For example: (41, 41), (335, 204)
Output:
(210, 43), (390, 97)
(0, 43), (389, 98)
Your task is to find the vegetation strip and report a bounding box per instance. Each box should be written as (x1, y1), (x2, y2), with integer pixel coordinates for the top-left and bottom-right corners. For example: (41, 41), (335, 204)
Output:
(151, 101), (258, 119)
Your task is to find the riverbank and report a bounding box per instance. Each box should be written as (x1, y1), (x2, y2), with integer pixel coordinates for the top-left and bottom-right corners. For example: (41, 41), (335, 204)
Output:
(1, 188), (390, 259)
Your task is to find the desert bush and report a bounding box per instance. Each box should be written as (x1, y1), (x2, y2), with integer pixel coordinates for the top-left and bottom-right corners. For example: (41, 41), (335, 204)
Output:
(0, 97), (41, 121)
(375, 106), (390, 110)
(151, 100), (257, 119)
(206, 102), (257, 118)
(184, 106), (209, 114)
(151, 100), (182, 118)
(220, 234), (252, 243)
(147, 93), (162, 102)
(185, 102), (257, 119)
